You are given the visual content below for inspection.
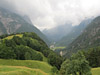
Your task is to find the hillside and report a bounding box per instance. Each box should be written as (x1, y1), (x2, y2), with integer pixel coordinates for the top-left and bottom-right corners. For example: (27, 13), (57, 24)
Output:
(64, 16), (100, 57)
(56, 18), (92, 47)
(0, 59), (52, 75)
(0, 60), (99, 75)
(0, 66), (47, 75)
(0, 32), (63, 70)
(0, 7), (50, 45)
(92, 67), (100, 75)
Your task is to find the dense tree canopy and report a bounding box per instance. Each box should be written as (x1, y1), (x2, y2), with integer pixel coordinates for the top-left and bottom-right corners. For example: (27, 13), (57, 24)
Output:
(0, 44), (16, 59)
(83, 46), (100, 68)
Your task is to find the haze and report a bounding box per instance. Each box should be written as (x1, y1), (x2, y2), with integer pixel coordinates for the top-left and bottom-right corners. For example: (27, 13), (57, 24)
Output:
(0, 0), (100, 30)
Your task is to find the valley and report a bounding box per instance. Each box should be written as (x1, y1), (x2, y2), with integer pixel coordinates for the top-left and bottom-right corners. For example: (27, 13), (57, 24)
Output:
(0, 1), (100, 75)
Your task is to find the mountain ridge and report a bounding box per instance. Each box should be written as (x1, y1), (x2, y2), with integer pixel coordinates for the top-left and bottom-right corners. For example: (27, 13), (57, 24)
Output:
(0, 7), (50, 45)
(56, 18), (92, 47)
(64, 16), (100, 57)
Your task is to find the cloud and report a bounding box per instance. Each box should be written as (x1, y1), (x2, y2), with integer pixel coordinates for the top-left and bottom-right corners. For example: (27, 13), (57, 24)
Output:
(0, 0), (100, 30)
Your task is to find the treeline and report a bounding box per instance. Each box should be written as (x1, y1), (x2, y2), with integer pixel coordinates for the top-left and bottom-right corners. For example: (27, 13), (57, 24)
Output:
(60, 46), (100, 75)
(0, 32), (63, 70)
(83, 46), (100, 68)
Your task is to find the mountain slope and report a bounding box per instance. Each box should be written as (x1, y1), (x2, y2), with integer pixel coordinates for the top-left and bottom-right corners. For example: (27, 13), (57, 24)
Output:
(43, 24), (73, 42)
(56, 18), (92, 47)
(0, 8), (50, 45)
(64, 16), (100, 57)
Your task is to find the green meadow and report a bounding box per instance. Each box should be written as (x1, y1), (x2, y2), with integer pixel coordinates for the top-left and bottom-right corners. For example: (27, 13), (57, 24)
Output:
(0, 59), (53, 75)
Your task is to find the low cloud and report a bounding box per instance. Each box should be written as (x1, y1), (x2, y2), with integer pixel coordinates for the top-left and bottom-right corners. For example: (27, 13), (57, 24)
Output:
(0, 0), (100, 30)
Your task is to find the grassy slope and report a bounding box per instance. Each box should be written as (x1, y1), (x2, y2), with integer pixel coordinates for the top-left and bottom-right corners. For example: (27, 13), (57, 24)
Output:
(0, 60), (100, 75)
(0, 34), (51, 75)
(3, 34), (23, 40)
(0, 66), (47, 75)
(92, 67), (100, 75)
(0, 59), (52, 75)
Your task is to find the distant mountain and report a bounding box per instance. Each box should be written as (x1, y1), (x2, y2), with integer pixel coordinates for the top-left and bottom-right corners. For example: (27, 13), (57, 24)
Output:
(42, 24), (73, 42)
(64, 16), (100, 57)
(56, 18), (92, 47)
(22, 15), (33, 25)
(0, 7), (50, 45)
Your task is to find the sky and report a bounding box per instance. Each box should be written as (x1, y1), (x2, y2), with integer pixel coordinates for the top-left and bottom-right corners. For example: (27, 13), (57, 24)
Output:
(0, 0), (100, 30)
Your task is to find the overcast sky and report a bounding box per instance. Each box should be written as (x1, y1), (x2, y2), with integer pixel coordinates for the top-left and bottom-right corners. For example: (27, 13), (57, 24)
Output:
(0, 0), (100, 30)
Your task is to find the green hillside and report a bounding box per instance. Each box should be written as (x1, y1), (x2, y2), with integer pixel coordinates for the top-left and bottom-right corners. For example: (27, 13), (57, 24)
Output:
(0, 64), (99, 75)
(3, 34), (23, 40)
(0, 59), (52, 75)
(0, 32), (63, 70)
(0, 66), (48, 75)
(92, 67), (100, 75)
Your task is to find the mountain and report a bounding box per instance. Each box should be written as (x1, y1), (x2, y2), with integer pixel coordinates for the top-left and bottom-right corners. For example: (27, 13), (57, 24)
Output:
(64, 16), (100, 57)
(22, 15), (33, 25)
(0, 7), (50, 45)
(42, 23), (73, 42)
(56, 18), (92, 47)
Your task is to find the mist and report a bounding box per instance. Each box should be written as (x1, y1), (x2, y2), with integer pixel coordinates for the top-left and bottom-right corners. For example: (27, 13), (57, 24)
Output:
(0, 0), (100, 30)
